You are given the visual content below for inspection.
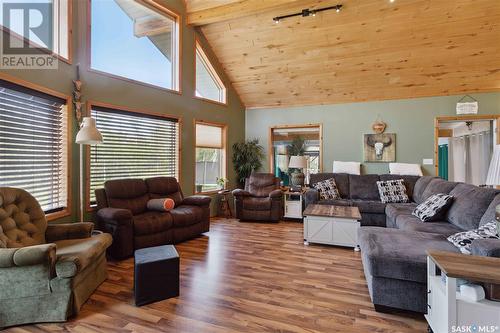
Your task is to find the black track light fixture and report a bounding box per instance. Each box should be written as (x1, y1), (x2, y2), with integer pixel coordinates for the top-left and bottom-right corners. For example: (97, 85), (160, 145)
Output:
(273, 4), (342, 24)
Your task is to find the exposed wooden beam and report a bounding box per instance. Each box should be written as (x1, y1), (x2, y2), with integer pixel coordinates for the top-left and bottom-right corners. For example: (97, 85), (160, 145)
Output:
(187, 0), (307, 26)
(134, 15), (172, 37)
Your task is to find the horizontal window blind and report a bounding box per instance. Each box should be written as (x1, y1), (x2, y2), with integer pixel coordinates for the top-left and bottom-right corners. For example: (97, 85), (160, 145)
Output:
(90, 107), (179, 204)
(0, 80), (68, 213)
(196, 123), (223, 148)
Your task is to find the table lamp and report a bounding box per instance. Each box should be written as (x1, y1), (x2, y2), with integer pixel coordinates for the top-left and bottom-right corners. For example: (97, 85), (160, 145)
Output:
(288, 155), (307, 186)
(76, 117), (103, 222)
(486, 145), (500, 235)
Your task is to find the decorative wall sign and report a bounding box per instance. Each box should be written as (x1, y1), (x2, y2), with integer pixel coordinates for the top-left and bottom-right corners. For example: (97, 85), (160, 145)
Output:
(456, 95), (478, 114)
(364, 133), (396, 162)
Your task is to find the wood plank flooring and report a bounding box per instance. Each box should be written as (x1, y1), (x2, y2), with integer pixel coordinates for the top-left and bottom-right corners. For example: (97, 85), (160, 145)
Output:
(6, 218), (427, 333)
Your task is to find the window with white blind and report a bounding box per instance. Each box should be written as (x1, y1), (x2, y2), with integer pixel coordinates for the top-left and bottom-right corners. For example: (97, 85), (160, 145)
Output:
(0, 79), (69, 213)
(195, 42), (226, 104)
(89, 106), (179, 204)
(195, 122), (226, 193)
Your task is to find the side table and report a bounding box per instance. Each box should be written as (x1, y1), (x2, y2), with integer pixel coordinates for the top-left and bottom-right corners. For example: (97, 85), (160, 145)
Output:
(218, 189), (232, 218)
(426, 250), (500, 333)
(283, 190), (305, 219)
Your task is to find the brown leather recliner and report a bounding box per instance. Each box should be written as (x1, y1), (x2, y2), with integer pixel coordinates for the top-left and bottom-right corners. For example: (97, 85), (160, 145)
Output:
(232, 173), (283, 222)
(95, 177), (210, 259)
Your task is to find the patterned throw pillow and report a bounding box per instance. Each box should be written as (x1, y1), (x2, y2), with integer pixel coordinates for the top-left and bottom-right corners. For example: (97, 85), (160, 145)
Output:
(412, 193), (453, 222)
(376, 179), (409, 203)
(447, 221), (499, 254)
(313, 178), (341, 200)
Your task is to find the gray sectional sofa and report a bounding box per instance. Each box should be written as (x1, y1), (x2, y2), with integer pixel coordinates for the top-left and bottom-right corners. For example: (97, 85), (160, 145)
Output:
(305, 173), (500, 313)
(305, 173), (421, 227)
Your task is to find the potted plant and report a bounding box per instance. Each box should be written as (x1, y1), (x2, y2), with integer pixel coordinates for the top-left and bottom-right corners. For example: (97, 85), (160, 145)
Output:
(287, 136), (305, 156)
(216, 177), (228, 190)
(232, 139), (264, 188)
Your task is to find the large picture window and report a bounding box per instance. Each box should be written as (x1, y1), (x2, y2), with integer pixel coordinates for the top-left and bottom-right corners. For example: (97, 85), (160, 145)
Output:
(0, 0), (71, 61)
(0, 79), (69, 214)
(195, 41), (226, 104)
(195, 121), (226, 193)
(90, 0), (179, 90)
(89, 105), (179, 204)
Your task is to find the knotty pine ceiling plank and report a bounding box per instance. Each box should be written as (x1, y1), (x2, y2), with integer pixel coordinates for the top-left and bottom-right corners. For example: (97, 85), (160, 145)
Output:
(186, 0), (500, 108)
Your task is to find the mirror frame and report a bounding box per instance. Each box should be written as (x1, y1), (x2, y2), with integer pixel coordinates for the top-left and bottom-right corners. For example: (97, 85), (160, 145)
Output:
(268, 123), (323, 177)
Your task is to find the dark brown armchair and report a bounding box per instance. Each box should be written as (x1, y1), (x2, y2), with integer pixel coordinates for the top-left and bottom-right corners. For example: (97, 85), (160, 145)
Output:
(232, 173), (283, 222)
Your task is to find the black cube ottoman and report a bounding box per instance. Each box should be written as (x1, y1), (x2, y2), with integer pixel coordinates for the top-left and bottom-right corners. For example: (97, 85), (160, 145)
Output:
(134, 245), (179, 306)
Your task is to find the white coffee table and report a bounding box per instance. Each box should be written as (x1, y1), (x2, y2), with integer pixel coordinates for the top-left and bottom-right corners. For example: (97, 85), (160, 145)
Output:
(303, 204), (361, 251)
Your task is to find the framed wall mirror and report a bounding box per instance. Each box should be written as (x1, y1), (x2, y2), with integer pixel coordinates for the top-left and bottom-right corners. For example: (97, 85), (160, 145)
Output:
(435, 115), (500, 186)
(269, 124), (323, 186)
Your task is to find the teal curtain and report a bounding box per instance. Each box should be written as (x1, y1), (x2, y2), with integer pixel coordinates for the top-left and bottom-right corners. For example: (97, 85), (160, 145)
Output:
(438, 144), (448, 180)
(274, 150), (289, 185)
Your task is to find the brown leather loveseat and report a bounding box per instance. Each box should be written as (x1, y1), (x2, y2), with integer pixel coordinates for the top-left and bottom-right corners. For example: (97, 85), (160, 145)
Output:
(95, 177), (210, 259)
(232, 173), (283, 222)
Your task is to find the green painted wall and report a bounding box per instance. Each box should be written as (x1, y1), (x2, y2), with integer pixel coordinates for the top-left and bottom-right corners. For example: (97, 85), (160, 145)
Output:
(246, 92), (500, 176)
(0, 0), (245, 221)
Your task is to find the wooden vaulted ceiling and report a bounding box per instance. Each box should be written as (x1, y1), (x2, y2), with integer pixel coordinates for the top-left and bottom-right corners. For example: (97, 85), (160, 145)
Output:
(185, 0), (500, 109)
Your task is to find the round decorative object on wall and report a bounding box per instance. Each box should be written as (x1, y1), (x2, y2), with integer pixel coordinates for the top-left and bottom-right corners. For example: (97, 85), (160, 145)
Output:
(372, 120), (386, 134)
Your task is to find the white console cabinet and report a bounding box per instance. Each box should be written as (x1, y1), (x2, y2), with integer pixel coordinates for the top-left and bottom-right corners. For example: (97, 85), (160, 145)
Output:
(426, 251), (500, 333)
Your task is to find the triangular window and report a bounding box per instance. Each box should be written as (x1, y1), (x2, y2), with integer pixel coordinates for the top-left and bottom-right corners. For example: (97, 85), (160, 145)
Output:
(196, 42), (227, 104)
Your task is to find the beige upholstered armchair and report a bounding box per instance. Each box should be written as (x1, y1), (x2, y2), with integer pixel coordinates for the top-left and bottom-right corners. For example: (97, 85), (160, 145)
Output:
(0, 188), (112, 328)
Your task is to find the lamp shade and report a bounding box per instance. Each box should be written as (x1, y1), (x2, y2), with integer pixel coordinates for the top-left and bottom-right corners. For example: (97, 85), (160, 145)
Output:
(288, 155), (307, 169)
(486, 145), (500, 185)
(76, 117), (103, 145)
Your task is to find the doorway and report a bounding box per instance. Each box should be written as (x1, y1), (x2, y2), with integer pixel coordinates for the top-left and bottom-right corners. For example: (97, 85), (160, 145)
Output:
(435, 116), (500, 186)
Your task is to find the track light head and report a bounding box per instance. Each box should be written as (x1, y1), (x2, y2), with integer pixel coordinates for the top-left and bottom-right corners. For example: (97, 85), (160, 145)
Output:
(272, 4), (342, 24)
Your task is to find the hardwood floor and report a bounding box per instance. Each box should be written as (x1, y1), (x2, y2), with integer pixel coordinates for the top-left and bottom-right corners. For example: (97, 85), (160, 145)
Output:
(7, 219), (427, 333)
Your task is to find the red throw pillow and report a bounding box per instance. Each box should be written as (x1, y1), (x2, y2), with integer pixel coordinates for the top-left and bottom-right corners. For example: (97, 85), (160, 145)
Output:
(163, 198), (175, 210)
